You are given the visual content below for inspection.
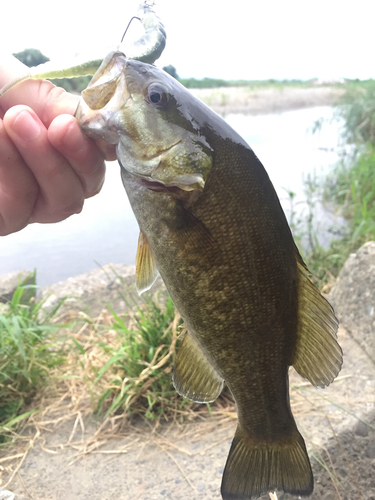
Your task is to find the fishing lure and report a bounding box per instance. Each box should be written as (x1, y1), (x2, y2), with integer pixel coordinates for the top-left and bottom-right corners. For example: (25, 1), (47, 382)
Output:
(120, 2), (166, 64)
(0, 2), (166, 97)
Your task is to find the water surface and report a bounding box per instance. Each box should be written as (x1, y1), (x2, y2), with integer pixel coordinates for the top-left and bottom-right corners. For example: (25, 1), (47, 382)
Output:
(0, 106), (343, 287)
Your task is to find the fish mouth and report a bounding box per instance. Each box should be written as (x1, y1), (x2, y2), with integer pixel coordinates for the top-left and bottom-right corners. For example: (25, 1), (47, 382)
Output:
(75, 53), (132, 144)
(135, 170), (205, 193)
(76, 109), (121, 145)
(76, 55), (167, 146)
(137, 177), (194, 195)
(138, 178), (170, 192)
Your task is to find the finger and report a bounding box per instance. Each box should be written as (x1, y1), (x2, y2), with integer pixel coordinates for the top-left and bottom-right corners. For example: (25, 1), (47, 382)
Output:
(0, 53), (29, 102)
(0, 119), (39, 235)
(2, 79), (80, 125)
(0, 55), (118, 160)
(3, 105), (85, 223)
(0, 54), (80, 123)
(92, 138), (118, 162)
(48, 114), (106, 198)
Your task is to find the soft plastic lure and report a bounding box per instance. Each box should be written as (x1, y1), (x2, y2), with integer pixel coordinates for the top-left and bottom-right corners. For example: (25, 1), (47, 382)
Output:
(122, 2), (166, 64)
(0, 2), (166, 97)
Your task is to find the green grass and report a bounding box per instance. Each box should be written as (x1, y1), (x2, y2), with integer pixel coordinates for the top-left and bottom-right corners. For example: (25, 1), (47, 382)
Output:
(292, 80), (375, 287)
(285, 175), (349, 290)
(334, 79), (375, 145)
(0, 279), (212, 439)
(69, 294), (188, 421)
(0, 273), (66, 441)
(324, 145), (375, 240)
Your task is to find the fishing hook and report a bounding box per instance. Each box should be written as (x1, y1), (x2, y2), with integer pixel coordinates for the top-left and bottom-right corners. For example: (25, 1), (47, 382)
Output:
(121, 16), (141, 44)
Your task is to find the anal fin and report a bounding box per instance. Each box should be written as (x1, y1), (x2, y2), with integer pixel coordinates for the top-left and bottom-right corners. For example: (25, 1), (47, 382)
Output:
(135, 231), (158, 295)
(293, 249), (343, 388)
(173, 330), (224, 403)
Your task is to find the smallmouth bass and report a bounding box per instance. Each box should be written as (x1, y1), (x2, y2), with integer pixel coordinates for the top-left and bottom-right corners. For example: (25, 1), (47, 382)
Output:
(76, 52), (343, 499)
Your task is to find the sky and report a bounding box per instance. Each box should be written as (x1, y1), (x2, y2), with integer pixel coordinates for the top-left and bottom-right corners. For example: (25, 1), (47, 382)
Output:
(0, 0), (373, 81)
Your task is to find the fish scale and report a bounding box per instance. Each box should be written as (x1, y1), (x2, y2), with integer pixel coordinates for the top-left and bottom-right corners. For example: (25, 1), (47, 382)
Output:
(75, 54), (342, 499)
(0, 2), (340, 492)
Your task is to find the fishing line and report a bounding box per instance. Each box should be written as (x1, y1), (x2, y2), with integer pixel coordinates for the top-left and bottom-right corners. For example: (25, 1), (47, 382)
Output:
(121, 1), (156, 43)
(121, 16), (141, 43)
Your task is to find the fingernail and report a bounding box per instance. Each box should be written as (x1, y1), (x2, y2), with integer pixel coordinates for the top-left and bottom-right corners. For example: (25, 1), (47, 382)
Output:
(12, 110), (41, 141)
(62, 121), (85, 152)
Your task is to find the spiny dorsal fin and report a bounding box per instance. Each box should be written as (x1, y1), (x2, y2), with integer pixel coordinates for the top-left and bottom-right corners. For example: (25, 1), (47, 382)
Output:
(173, 330), (224, 403)
(293, 249), (342, 388)
(221, 424), (313, 499)
(135, 231), (158, 295)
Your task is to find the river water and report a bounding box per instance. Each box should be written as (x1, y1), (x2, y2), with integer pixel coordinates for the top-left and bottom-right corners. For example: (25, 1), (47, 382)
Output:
(0, 106), (344, 287)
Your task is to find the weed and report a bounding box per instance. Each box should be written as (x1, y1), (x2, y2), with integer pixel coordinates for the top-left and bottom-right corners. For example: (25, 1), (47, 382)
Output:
(316, 146), (375, 281)
(285, 174), (348, 290)
(335, 80), (375, 145)
(0, 272), (66, 440)
(69, 294), (188, 420)
(295, 80), (375, 287)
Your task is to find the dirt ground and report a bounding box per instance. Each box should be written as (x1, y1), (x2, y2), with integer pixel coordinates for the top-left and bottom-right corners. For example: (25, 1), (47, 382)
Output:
(1, 325), (374, 500)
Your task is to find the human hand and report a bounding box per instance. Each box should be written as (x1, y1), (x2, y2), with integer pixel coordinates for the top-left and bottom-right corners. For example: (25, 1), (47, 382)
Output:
(0, 54), (117, 236)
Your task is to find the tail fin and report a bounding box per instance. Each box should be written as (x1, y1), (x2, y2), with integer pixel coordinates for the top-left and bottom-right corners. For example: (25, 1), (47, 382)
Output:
(221, 425), (313, 499)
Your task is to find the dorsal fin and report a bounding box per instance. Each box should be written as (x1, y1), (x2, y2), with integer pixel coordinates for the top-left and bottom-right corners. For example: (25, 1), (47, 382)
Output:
(135, 231), (158, 295)
(173, 330), (224, 403)
(293, 249), (342, 388)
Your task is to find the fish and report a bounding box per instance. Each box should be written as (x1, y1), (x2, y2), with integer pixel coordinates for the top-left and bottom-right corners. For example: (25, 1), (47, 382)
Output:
(75, 52), (343, 499)
(0, 2), (342, 495)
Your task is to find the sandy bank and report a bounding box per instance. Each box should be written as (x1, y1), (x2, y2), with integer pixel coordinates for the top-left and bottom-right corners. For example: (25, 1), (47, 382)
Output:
(189, 86), (344, 115)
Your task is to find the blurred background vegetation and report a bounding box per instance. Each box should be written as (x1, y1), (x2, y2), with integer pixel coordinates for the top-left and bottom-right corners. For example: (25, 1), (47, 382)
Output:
(4, 46), (375, 434)
(13, 48), (324, 93)
(294, 79), (375, 288)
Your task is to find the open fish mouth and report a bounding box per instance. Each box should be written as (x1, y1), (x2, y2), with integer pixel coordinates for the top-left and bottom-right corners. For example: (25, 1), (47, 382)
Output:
(76, 49), (212, 193)
(75, 52), (131, 144)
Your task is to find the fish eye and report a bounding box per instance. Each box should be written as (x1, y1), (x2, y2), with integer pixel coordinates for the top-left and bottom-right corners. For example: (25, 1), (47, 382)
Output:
(145, 84), (169, 107)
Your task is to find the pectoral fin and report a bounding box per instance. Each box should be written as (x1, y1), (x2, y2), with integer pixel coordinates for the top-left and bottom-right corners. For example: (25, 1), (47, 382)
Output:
(173, 331), (224, 403)
(293, 249), (342, 388)
(135, 231), (158, 295)
(165, 203), (221, 261)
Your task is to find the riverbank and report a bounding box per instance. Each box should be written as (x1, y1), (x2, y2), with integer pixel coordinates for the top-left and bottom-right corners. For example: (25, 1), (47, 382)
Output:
(190, 85), (343, 115)
(1, 243), (375, 499)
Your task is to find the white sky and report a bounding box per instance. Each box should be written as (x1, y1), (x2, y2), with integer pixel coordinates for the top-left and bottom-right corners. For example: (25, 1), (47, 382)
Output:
(1, 0), (373, 81)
